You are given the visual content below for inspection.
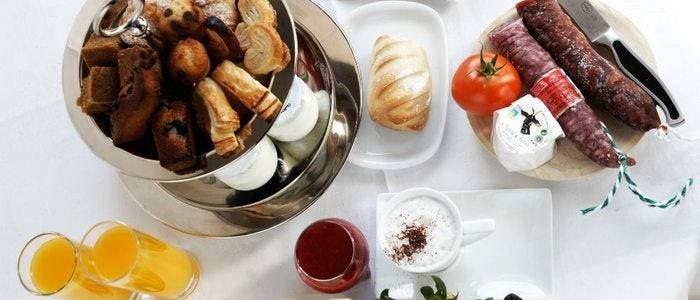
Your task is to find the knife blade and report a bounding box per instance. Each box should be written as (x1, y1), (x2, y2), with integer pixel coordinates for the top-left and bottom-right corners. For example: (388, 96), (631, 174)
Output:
(559, 0), (685, 127)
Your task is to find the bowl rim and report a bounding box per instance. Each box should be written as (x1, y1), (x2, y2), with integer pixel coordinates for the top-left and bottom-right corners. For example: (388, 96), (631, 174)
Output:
(62, 0), (298, 182)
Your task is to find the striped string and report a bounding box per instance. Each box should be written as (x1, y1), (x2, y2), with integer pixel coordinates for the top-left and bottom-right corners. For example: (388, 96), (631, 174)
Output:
(580, 123), (694, 215)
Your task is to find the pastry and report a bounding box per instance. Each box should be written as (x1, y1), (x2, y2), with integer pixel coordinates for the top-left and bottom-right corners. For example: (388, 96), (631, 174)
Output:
(193, 78), (242, 157)
(168, 38), (211, 85)
(199, 0), (241, 56)
(211, 60), (282, 121)
(116, 46), (162, 86)
(237, 0), (277, 27)
(150, 100), (199, 173)
(81, 33), (122, 67)
(368, 35), (432, 132)
(204, 16), (243, 61)
(234, 0), (289, 74)
(241, 23), (290, 74)
(111, 46), (161, 144)
(77, 67), (119, 115)
(155, 0), (205, 42)
(198, 0), (237, 28)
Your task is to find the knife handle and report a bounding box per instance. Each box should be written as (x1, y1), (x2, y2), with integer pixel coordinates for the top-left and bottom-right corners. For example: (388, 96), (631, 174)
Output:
(597, 30), (685, 127)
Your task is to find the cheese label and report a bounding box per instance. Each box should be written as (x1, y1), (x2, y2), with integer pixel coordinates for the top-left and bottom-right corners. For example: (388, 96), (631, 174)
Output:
(492, 95), (565, 172)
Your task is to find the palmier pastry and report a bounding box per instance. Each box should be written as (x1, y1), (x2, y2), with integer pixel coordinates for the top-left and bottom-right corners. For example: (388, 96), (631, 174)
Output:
(150, 100), (200, 173)
(111, 46), (162, 144)
(368, 35), (431, 132)
(237, 0), (277, 27)
(211, 60), (282, 121)
(241, 23), (290, 75)
(193, 78), (242, 157)
(156, 0), (205, 42)
(168, 38), (210, 85)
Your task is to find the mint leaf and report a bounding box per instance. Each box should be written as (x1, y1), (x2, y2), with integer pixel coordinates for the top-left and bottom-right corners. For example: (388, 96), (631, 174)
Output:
(379, 289), (395, 300)
(420, 286), (436, 298)
(432, 276), (447, 297)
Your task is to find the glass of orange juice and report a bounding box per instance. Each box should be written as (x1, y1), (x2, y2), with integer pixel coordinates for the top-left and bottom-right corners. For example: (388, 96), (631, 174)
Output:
(78, 221), (200, 299)
(17, 232), (136, 299)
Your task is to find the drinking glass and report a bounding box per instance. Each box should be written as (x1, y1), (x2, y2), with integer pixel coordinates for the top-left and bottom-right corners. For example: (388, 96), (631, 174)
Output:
(78, 221), (199, 299)
(17, 232), (135, 299)
(294, 218), (370, 293)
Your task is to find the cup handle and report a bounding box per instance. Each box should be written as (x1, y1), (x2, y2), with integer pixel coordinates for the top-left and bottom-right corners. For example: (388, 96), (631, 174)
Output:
(460, 219), (496, 247)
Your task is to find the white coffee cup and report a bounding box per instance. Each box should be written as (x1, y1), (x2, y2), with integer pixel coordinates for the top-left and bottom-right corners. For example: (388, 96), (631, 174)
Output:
(379, 187), (496, 273)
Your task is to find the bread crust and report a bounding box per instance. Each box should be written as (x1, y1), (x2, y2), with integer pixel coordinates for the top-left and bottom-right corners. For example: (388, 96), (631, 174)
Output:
(368, 35), (432, 132)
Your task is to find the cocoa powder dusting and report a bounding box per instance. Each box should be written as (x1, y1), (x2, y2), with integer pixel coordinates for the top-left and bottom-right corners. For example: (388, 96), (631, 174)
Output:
(389, 224), (428, 263)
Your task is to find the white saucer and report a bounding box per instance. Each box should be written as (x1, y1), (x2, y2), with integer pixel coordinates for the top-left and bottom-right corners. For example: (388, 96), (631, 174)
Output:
(375, 189), (554, 299)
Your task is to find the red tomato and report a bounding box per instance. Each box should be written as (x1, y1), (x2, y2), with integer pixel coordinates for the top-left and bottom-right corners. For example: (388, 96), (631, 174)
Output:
(451, 51), (522, 116)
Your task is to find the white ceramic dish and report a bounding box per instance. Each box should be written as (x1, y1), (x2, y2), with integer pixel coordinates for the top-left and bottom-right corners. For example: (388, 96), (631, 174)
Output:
(343, 1), (448, 170)
(375, 189), (554, 299)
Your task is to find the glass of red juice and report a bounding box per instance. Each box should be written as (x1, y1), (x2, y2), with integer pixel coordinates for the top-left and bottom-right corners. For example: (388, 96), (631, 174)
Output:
(294, 218), (370, 293)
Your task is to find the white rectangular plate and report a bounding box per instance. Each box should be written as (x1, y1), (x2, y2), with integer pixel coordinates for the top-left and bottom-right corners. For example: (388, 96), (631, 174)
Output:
(375, 189), (554, 299)
(342, 1), (448, 170)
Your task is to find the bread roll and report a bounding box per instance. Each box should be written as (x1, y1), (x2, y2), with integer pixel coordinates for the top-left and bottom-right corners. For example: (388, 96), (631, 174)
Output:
(368, 35), (431, 132)
(211, 60), (282, 121)
(193, 78), (242, 157)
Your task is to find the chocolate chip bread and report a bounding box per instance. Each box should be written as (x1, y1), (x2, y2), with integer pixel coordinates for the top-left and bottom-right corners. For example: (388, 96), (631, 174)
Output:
(151, 100), (200, 173)
(111, 46), (161, 145)
(77, 67), (119, 115)
(81, 34), (122, 67)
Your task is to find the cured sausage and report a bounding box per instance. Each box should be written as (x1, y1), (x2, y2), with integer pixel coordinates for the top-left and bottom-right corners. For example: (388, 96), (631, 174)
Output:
(516, 0), (661, 131)
(489, 19), (634, 168)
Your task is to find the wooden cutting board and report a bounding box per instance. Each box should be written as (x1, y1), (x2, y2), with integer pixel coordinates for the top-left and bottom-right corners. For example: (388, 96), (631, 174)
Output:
(469, 0), (654, 181)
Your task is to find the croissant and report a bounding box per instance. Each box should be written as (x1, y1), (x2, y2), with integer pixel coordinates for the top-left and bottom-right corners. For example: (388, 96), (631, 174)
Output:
(242, 23), (290, 75)
(368, 35), (432, 132)
(211, 60), (282, 121)
(193, 78), (242, 157)
(237, 0), (277, 27)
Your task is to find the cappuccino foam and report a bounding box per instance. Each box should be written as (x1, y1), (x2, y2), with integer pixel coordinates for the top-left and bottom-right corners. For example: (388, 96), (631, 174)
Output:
(382, 196), (458, 268)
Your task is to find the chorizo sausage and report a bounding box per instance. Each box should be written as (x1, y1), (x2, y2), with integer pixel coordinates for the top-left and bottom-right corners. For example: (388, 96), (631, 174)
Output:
(516, 0), (661, 131)
(489, 19), (633, 168)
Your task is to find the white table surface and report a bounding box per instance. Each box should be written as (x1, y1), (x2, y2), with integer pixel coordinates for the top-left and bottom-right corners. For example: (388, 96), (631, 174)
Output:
(1, 0), (699, 299)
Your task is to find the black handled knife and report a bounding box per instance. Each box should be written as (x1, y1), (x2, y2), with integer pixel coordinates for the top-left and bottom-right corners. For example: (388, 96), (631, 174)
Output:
(559, 0), (685, 127)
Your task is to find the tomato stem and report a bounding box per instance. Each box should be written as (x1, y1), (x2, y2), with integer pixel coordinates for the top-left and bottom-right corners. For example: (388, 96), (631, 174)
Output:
(473, 45), (506, 82)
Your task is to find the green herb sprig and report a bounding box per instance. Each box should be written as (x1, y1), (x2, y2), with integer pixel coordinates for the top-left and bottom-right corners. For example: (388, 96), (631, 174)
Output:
(378, 275), (522, 300)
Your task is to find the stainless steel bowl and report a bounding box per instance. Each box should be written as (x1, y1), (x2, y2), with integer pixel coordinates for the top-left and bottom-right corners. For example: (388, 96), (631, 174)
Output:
(118, 0), (362, 237)
(63, 0), (297, 182)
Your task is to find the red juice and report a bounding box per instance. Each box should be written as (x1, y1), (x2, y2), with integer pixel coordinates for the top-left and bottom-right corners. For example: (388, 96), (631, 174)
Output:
(294, 219), (369, 293)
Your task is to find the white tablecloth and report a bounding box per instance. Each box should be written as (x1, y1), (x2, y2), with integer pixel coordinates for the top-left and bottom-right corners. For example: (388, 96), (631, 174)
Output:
(1, 0), (699, 299)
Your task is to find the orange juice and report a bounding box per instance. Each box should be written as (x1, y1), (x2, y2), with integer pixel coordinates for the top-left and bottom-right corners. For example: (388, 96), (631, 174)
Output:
(86, 223), (199, 299)
(19, 234), (133, 300)
(31, 237), (75, 294)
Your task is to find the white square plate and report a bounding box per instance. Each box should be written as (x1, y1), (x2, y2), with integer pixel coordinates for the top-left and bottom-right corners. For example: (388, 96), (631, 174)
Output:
(375, 189), (554, 299)
(342, 1), (449, 170)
